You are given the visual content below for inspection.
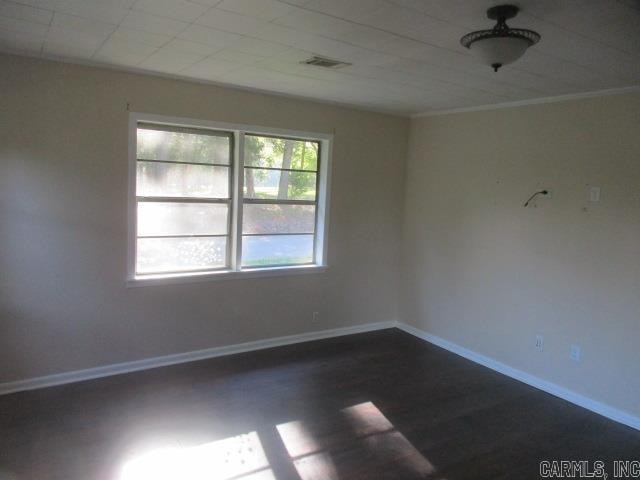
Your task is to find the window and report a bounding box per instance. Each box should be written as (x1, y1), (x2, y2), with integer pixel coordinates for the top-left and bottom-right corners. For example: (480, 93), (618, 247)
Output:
(128, 114), (331, 285)
(135, 124), (232, 275)
(242, 135), (319, 268)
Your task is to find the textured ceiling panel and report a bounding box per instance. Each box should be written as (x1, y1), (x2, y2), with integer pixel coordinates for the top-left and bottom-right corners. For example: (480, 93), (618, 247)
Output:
(1, 0), (638, 114)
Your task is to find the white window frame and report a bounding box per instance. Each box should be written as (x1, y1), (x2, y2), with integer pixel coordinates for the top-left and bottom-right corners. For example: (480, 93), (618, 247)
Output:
(127, 112), (332, 287)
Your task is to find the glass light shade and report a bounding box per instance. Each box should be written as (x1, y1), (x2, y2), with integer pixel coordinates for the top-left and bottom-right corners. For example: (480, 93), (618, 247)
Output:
(468, 36), (530, 67)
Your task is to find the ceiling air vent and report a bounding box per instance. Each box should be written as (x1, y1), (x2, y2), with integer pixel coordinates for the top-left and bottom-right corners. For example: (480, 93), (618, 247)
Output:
(301, 56), (351, 69)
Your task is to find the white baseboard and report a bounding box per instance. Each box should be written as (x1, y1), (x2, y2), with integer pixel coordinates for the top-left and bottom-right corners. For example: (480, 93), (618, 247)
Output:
(396, 322), (640, 432)
(4, 320), (638, 432)
(0, 321), (397, 396)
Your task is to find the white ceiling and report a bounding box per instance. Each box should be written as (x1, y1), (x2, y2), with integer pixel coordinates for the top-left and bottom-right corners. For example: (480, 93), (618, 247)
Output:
(1, 0), (639, 115)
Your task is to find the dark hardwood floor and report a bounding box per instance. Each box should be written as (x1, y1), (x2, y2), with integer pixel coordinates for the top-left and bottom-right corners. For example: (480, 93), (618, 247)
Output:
(1, 328), (638, 480)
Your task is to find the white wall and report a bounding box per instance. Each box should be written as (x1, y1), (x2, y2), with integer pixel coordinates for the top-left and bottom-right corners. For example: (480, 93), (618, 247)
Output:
(3, 52), (639, 423)
(0, 54), (408, 382)
(402, 92), (640, 418)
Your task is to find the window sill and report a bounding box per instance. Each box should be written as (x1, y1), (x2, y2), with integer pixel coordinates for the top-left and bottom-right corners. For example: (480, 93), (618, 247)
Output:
(126, 264), (328, 287)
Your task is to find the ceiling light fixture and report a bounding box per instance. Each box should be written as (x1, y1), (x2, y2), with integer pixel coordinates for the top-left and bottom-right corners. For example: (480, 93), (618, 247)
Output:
(460, 4), (540, 72)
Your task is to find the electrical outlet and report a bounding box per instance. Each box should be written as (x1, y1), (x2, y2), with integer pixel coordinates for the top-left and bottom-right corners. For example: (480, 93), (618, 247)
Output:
(312, 311), (320, 322)
(535, 335), (544, 352)
(589, 186), (601, 203)
(570, 344), (581, 362)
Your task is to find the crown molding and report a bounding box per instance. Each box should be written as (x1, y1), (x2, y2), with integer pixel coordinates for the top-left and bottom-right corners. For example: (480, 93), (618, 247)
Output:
(412, 85), (640, 118)
(3, 50), (638, 121)
(0, 49), (408, 118)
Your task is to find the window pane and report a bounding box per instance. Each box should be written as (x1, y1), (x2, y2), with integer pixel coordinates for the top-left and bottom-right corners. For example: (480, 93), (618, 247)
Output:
(243, 168), (316, 200)
(137, 162), (229, 198)
(242, 235), (313, 267)
(243, 204), (315, 234)
(137, 237), (227, 274)
(138, 202), (228, 237)
(137, 127), (230, 165)
(245, 135), (318, 171)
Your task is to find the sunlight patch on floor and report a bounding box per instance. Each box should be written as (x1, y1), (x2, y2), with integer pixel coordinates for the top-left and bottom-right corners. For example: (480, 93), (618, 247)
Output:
(343, 402), (436, 476)
(120, 431), (274, 480)
(291, 452), (339, 480)
(120, 401), (437, 480)
(277, 401), (436, 480)
(341, 401), (394, 435)
(276, 420), (322, 458)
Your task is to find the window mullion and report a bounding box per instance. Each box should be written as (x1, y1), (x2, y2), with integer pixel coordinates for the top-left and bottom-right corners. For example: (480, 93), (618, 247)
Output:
(230, 132), (245, 271)
(137, 196), (230, 203)
(242, 198), (316, 206)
